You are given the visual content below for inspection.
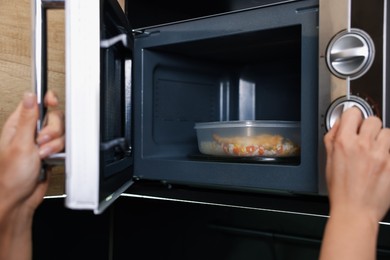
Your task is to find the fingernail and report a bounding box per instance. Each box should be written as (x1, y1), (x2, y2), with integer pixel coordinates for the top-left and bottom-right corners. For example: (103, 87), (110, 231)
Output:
(39, 147), (52, 158)
(37, 134), (51, 145)
(23, 93), (36, 109)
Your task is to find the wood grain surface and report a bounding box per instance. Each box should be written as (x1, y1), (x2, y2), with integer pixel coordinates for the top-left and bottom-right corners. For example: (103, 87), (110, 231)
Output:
(0, 0), (66, 124)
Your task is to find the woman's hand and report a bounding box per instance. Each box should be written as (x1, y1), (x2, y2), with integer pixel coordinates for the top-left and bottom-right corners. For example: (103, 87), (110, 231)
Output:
(0, 90), (64, 260)
(325, 107), (390, 222)
(320, 107), (390, 260)
(0, 90), (65, 215)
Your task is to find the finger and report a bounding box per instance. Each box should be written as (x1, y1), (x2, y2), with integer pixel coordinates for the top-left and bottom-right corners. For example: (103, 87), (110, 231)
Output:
(44, 90), (59, 108)
(36, 110), (65, 145)
(375, 128), (390, 154)
(26, 168), (51, 207)
(336, 107), (364, 137)
(38, 136), (65, 159)
(358, 116), (382, 140)
(13, 93), (39, 145)
(324, 119), (340, 183)
(324, 118), (341, 154)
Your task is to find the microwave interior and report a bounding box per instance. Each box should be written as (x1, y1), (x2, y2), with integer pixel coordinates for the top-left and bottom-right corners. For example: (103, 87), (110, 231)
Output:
(101, 0), (319, 196)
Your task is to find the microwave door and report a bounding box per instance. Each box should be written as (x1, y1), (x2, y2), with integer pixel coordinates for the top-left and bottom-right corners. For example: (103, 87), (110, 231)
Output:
(65, 0), (134, 214)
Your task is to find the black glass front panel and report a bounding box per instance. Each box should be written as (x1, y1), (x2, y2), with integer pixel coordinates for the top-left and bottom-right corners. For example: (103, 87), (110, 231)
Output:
(351, 0), (385, 119)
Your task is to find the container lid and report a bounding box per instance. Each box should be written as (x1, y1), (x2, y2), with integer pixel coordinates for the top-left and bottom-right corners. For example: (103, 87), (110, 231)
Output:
(194, 120), (300, 129)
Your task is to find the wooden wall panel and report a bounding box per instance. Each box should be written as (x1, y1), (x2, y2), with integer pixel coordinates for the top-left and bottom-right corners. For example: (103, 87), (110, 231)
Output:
(0, 0), (66, 127)
(1, 0), (65, 195)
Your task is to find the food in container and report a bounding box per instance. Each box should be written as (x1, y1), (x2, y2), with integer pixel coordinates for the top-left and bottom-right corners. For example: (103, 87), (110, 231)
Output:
(194, 121), (300, 157)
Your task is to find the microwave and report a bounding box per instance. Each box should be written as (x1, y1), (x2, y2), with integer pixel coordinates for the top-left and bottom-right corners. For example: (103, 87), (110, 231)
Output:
(32, 0), (389, 214)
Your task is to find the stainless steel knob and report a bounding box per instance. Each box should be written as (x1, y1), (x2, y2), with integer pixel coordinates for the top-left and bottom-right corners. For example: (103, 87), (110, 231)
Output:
(326, 29), (375, 79)
(325, 95), (374, 130)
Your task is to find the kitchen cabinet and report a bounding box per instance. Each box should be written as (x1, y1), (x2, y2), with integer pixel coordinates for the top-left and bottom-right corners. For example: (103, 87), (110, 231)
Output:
(33, 195), (328, 260)
(32, 199), (111, 260)
(32, 188), (390, 260)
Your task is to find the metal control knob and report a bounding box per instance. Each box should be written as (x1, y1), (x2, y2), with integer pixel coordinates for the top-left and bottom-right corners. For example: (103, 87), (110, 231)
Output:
(326, 29), (375, 79)
(325, 95), (374, 130)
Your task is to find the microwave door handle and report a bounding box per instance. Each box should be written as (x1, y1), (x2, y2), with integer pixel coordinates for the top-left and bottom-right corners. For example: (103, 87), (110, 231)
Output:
(32, 0), (65, 180)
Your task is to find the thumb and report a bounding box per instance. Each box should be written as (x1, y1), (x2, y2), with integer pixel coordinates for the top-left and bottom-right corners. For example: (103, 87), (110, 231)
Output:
(14, 92), (39, 145)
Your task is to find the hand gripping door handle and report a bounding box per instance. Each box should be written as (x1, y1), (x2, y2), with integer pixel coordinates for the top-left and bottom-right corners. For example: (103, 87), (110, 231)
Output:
(32, 0), (65, 180)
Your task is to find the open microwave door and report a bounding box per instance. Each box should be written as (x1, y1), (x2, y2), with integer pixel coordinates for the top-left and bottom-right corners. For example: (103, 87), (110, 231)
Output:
(65, 0), (134, 214)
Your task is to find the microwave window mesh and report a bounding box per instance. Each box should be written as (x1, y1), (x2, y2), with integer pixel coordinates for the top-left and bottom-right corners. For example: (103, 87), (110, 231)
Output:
(100, 46), (129, 170)
(101, 48), (124, 142)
